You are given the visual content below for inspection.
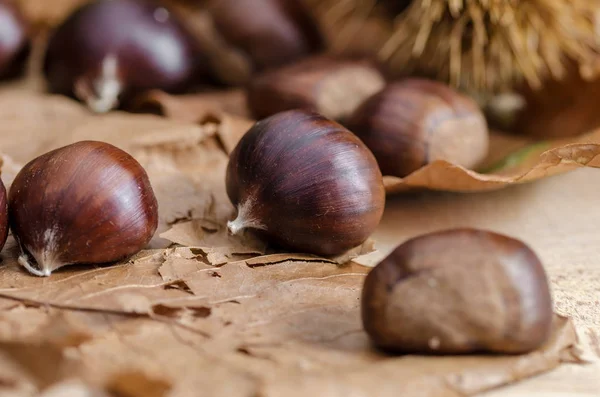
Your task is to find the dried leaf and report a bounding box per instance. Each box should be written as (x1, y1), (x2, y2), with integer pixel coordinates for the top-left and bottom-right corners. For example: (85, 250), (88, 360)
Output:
(132, 89), (251, 121)
(0, 50), (596, 397)
(106, 371), (171, 397)
(0, 257), (582, 397)
(384, 131), (600, 193)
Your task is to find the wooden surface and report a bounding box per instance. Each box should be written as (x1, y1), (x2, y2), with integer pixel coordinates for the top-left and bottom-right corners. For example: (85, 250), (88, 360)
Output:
(368, 167), (600, 396)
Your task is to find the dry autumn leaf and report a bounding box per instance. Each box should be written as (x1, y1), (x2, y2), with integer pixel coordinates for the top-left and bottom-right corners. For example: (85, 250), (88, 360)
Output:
(0, 85), (586, 397)
(0, 5), (596, 395)
(0, 253), (583, 397)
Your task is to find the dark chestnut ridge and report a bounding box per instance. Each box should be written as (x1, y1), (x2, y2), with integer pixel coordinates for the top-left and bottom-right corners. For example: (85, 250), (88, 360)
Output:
(9, 141), (158, 277)
(0, 0), (30, 80)
(362, 228), (553, 354)
(43, 0), (205, 113)
(226, 109), (385, 256)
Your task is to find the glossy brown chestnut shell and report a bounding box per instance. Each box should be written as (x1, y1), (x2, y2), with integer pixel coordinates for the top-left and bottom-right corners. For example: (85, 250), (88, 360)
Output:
(226, 109), (385, 256)
(43, 0), (205, 113)
(247, 56), (386, 122)
(362, 228), (553, 354)
(347, 78), (489, 177)
(209, 0), (323, 77)
(0, 178), (8, 252)
(0, 0), (30, 80)
(9, 141), (158, 277)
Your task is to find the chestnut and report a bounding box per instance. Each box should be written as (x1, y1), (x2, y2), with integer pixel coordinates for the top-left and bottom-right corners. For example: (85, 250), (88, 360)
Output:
(247, 56), (386, 122)
(208, 0), (323, 83)
(9, 141), (158, 277)
(43, 0), (206, 113)
(0, 0), (30, 80)
(362, 228), (553, 354)
(347, 79), (489, 177)
(226, 109), (385, 256)
(0, 177), (7, 252)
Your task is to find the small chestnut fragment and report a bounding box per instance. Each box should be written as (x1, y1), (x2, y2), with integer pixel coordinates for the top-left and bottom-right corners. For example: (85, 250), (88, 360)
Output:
(43, 0), (205, 113)
(247, 56), (386, 122)
(0, 178), (8, 252)
(226, 109), (385, 256)
(0, 0), (30, 80)
(362, 228), (553, 354)
(347, 79), (489, 177)
(9, 141), (158, 277)
(209, 0), (323, 78)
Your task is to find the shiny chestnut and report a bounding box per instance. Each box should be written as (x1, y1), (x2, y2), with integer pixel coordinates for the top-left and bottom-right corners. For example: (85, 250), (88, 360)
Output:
(43, 0), (206, 113)
(9, 141), (158, 276)
(362, 228), (553, 354)
(208, 0), (324, 84)
(0, 0), (30, 80)
(347, 79), (489, 177)
(226, 109), (385, 256)
(247, 56), (386, 122)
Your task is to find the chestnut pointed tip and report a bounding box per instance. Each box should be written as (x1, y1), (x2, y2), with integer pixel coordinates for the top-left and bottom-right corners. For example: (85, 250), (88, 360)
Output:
(74, 55), (123, 113)
(226, 218), (243, 236)
(17, 253), (56, 277)
(227, 200), (267, 236)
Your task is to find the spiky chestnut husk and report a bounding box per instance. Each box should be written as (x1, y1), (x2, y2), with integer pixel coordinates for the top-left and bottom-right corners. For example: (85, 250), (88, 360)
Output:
(306, 0), (600, 93)
(0, 178), (8, 252)
(362, 228), (553, 354)
(0, 0), (30, 80)
(43, 0), (206, 113)
(8, 141), (158, 277)
(226, 109), (385, 256)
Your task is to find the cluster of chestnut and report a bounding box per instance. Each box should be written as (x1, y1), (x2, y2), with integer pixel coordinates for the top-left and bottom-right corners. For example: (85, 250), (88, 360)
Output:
(0, 0), (552, 356)
(226, 111), (552, 355)
(0, 0), (325, 112)
(3, 0), (489, 176)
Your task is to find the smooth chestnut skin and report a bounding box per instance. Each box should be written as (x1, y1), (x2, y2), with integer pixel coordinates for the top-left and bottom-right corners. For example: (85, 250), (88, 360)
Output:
(9, 141), (158, 277)
(0, 178), (8, 252)
(0, 0), (30, 80)
(226, 109), (385, 256)
(247, 56), (386, 122)
(347, 79), (489, 177)
(210, 0), (323, 73)
(43, 0), (205, 113)
(362, 228), (553, 354)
